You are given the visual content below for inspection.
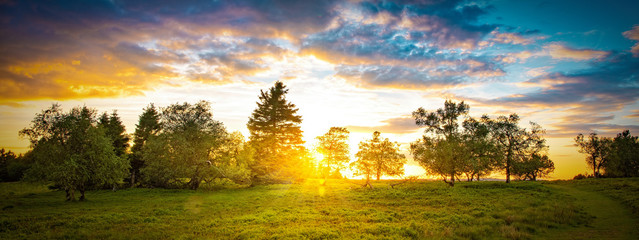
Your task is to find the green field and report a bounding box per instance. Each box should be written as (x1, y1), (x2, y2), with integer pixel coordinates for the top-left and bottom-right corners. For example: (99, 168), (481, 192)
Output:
(1, 179), (638, 239)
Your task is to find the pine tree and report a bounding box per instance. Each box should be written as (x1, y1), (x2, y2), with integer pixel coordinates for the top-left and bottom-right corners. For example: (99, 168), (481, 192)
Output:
(98, 111), (130, 157)
(247, 81), (306, 182)
(129, 104), (161, 187)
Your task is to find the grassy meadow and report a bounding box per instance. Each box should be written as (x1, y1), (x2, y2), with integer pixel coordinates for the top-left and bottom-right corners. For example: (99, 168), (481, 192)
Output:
(1, 179), (638, 240)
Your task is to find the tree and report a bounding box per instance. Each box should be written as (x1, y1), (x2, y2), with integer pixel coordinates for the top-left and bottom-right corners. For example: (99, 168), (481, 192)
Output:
(511, 123), (554, 181)
(247, 81), (307, 182)
(316, 127), (350, 184)
(140, 101), (226, 190)
(97, 111), (130, 157)
(512, 154), (554, 181)
(129, 104), (161, 186)
(575, 132), (612, 178)
(606, 130), (639, 177)
(461, 117), (499, 181)
(20, 105), (129, 201)
(351, 131), (406, 187)
(411, 100), (469, 186)
(485, 114), (525, 183)
(0, 149), (17, 181)
(209, 132), (255, 184)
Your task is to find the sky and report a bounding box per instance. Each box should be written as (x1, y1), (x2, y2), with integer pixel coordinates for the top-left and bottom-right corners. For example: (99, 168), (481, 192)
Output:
(1, 0), (638, 180)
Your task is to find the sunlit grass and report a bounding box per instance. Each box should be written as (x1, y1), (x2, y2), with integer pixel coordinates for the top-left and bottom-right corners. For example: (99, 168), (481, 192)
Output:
(2, 179), (630, 239)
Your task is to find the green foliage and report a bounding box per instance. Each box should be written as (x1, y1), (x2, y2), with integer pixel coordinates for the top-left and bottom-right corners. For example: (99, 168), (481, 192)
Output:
(411, 100), (476, 185)
(0, 149), (29, 182)
(19, 104), (129, 200)
(486, 114), (553, 183)
(316, 127), (350, 182)
(129, 104), (161, 186)
(352, 131), (406, 184)
(247, 81), (308, 182)
(0, 180), (603, 239)
(97, 111), (130, 157)
(140, 101), (227, 190)
(412, 101), (554, 185)
(574, 132), (612, 178)
(606, 130), (639, 177)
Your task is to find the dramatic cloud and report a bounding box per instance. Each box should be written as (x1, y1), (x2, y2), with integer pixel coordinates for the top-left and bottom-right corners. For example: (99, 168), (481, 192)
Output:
(0, 0), (340, 102)
(478, 52), (639, 136)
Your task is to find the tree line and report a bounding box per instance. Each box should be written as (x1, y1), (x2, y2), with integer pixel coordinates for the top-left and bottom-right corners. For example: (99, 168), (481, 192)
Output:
(1, 81), (633, 200)
(574, 130), (639, 178)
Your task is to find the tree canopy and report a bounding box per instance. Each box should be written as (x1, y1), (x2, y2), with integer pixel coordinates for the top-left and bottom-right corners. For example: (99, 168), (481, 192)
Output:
(351, 131), (406, 187)
(141, 101), (227, 190)
(20, 104), (129, 200)
(316, 127), (350, 183)
(129, 104), (161, 186)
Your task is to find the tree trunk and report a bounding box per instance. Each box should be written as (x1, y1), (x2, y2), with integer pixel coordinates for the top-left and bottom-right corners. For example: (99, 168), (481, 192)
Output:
(67, 188), (76, 201)
(79, 185), (86, 201)
(130, 171), (136, 188)
(376, 172), (380, 181)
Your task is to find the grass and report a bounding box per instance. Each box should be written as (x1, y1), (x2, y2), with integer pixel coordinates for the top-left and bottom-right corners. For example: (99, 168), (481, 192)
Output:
(0, 179), (636, 239)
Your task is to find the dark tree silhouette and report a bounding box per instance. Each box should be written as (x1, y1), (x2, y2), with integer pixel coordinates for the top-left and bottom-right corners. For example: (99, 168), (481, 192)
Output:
(575, 132), (612, 178)
(606, 130), (639, 177)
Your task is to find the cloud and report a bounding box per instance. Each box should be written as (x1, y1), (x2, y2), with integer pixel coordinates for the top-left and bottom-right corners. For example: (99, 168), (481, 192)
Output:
(0, 0), (340, 102)
(544, 43), (609, 61)
(346, 116), (420, 134)
(625, 110), (639, 119)
(472, 52), (639, 137)
(489, 31), (535, 45)
(623, 25), (639, 56)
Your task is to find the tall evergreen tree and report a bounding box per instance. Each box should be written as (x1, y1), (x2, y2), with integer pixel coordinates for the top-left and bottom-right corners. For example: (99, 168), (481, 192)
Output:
(247, 81), (306, 182)
(98, 111), (130, 157)
(129, 104), (161, 186)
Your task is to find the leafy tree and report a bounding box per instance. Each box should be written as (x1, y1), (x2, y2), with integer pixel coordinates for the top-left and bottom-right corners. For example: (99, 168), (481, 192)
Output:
(20, 104), (129, 201)
(316, 127), (350, 184)
(351, 131), (406, 187)
(98, 111), (130, 157)
(488, 115), (553, 182)
(141, 101), (226, 190)
(575, 132), (612, 178)
(209, 131), (255, 184)
(512, 153), (554, 181)
(461, 117), (500, 181)
(247, 81), (307, 182)
(411, 100), (469, 186)
(412, 136), (469, 186)
(606, 130), (639, 177)
(129, 104), (161, 186)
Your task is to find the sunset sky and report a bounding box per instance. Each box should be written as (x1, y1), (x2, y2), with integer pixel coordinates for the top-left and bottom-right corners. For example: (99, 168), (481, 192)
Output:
(1, 0), (638, 179)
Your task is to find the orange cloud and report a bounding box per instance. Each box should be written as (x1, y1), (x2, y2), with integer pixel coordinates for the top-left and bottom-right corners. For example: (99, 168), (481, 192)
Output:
(544, 43), (609, 61)
(623, 25), (639, 56)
